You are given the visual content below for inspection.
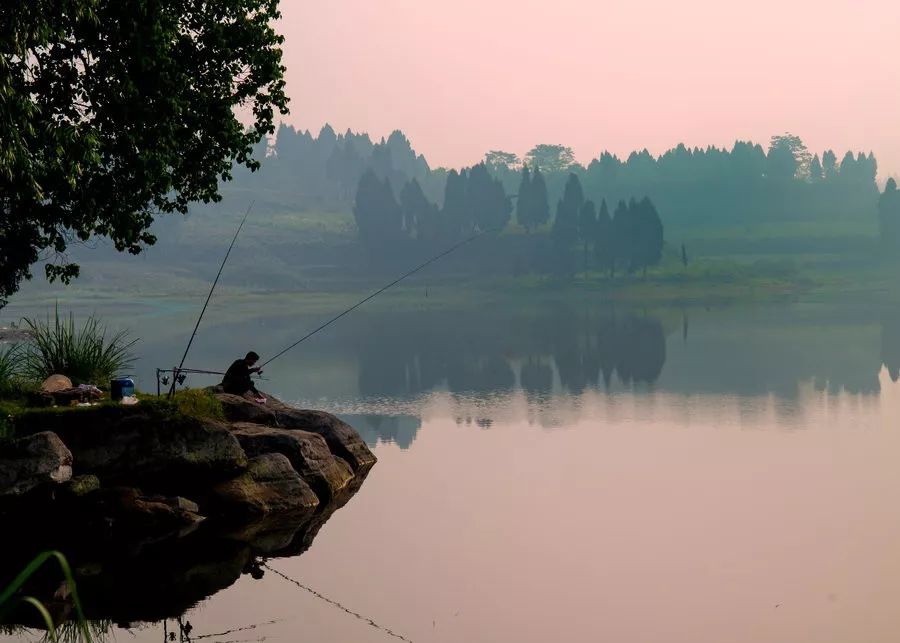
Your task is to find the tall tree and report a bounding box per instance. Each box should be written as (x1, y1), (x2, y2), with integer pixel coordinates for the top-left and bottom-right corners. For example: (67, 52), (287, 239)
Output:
(610, 200), (630, 278)
(441, 169), (469, 241)
(353, 170), (403, 249)
(516, 166), (534, 231)
(530, 169), (551, 229)
(552, 174), (584, 275)
(526, 144), (576, 174)
(399, 178), (434, 238)
(822, 150), (838, 181)
(0, 0), (289, 305)
(767, 134), (810, 180)
(879, 178), (900, 255)
(467, 163), (511, 233)
(578, 200), (597, 275)
(631, 197), (664, 277)
(594, 199), (614, 277)
(808, 154), (824, 183)
(484, 151), (521, 174)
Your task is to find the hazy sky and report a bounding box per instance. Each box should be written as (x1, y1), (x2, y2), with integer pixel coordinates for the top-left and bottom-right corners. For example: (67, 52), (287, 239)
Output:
(278, 0), (900, 178)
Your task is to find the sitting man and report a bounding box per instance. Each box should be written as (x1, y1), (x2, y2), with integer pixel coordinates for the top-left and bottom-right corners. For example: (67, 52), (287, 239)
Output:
(222, 351), (266, 402)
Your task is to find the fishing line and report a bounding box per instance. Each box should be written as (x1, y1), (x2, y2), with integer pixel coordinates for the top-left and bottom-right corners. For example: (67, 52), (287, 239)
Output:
(260, 227), (495, 369)
(168, 201), (254, 397)
(262, 562), (414, 642)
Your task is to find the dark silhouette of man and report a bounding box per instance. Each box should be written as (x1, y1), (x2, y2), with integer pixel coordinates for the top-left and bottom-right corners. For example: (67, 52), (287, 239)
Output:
(222, 351), (264, 400)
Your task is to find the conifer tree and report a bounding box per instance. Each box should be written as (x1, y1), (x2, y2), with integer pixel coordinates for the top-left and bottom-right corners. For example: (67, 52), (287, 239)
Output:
(552, 174), (584, 276)
(610, 200), (630, 279)
(516, 166), (534, 231)
(579, 200), (597, 275)
(594, 199), (614, 277)
(809, 154), (824, 183)
(531, 169), (550, 230)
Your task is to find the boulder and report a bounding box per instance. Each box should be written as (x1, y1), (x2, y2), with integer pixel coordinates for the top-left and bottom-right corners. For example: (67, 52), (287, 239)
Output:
(15, 406), (247, 492)
(208, 454), (319, 520)
(214, 392), (376, 471)
(228, 423), (354, 502)
(41, 374), (73, 393)
(0, 431), (73, 496)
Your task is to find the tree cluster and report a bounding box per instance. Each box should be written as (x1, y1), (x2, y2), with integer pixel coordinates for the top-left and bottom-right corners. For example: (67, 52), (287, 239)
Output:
(487, 135), (880, 229)
(353, 163), (510, 253)
(516, 171), (664, 277)
(237, 125), (445, 208)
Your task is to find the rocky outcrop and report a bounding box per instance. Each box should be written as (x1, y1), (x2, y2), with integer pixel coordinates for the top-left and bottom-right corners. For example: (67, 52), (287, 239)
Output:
(0, 393), (374, 631)
(15, 406), (247, 492)
(0, 431), (72, 497)
(208, 453), (320, 519)
(1, 393), (373, 546)
(229, 422), (354, 502)
(215, 392), (377, 471)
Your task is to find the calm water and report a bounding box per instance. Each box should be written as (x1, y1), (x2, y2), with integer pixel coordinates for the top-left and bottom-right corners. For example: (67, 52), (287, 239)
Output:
(3, 297), (900, 642)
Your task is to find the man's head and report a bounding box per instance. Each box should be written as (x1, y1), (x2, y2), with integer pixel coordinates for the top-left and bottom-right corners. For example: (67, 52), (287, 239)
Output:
(245, 351), (260, 366)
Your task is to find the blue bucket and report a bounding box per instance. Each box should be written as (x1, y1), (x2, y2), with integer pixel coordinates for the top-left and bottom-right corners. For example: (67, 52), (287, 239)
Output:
(110, 377), (135, 401)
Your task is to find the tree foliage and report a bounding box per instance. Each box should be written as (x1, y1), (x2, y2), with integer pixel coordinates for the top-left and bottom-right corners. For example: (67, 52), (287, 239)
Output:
(552, 174), (584, 274)
(0, 0), (289, 304)
(879, 178), (900, 255)
(525, 144), (576, 174)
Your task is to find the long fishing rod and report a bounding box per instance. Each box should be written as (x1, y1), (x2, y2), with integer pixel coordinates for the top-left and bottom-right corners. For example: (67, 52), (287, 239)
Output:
(168, 201), (254, 398)
(260, 227), (495, 369)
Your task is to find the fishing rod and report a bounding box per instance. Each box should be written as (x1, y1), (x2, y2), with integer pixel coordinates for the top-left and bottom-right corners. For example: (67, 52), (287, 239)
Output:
(259, 227), (496, 369)
(167, 201), (254, 398)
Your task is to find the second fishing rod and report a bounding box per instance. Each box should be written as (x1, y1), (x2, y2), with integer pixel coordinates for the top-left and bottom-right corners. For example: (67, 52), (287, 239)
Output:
(258, 227), (496, 370)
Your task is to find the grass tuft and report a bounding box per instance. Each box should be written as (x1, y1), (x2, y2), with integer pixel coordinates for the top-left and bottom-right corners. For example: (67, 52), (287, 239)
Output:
(171, 388), (226, 421)
(0, 344), (22, 396)
(21, 307), (137, 387)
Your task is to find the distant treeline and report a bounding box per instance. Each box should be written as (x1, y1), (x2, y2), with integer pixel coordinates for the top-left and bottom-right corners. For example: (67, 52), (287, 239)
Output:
(353, 164), (664, 277)
(230, 125), (900, 268)
(238, 124), (447, 207)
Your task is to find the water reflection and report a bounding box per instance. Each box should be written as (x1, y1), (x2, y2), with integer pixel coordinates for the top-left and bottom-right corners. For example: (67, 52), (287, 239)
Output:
(0, 480), (366, 635)
(882, 311), (900, 382)
(281, 305), (899, 447)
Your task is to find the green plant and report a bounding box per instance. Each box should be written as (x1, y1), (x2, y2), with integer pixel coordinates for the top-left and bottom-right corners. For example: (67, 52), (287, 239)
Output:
(21, 308), (137, 386)
(0, 344), (22, 395)
(0, 551), (92, 642)
(173, 388), (225, 421)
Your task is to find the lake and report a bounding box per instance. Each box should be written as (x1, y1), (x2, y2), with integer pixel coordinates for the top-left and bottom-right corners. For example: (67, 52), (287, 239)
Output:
(2, 295), (900, 643)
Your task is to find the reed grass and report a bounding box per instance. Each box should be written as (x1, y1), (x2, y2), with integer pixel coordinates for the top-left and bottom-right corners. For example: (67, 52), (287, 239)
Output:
(0, 344), (21, 395)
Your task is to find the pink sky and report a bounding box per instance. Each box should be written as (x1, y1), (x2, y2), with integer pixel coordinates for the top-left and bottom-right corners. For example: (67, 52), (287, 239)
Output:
(277, 0), (900, 179)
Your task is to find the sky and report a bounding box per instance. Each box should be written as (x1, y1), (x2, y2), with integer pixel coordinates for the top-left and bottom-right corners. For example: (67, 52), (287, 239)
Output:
(277, 0), (900, 179)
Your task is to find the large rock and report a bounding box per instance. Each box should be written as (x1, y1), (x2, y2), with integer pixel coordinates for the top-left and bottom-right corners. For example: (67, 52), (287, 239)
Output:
(208, 454), (319, 520)
(229, 423), (354, 502)
(14, 406), (247, 492)
(214, 392), (376, 471)
(0, 431), (73, 496)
